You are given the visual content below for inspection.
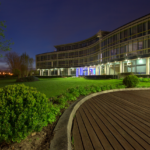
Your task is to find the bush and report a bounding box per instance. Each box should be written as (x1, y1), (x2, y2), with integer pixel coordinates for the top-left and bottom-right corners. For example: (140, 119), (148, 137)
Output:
(64, 93), (76, 101)
(109, 85), (117, 89)
(0, 84), (60, 144)
(16, 76), (39, 82)
(101, 86), (107, 91)
(139, 77), (143, 82)
(123, 75), (139, 88)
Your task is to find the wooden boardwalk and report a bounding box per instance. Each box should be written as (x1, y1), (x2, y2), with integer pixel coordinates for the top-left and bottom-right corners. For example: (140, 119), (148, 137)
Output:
(72, 90), (150, 150)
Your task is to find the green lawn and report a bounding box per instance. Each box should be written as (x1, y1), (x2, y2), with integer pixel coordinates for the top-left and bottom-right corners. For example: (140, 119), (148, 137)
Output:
(0, 77), (149, 98)
(0, 77), (123, 98)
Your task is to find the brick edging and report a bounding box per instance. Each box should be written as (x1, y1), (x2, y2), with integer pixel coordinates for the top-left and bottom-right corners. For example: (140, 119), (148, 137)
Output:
(49, 88), (150, 150)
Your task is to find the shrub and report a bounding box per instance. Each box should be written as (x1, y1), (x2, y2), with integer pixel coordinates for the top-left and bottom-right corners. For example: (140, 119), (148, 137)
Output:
(101, 86), (107, 91)
(0, 84), (60, 144)
(71, 91), (80, 97)
(77, 86), (88, 96)
(123, 75), (139, 88)
(16, 76), (39, 82)
(138, 77), (143, 82)
(91, 85), (101, 92)
(90, 85), (97, 93)
(109, 85), (116, 89)
(67, 87), (80, 97)
(64, 93), (76, 101)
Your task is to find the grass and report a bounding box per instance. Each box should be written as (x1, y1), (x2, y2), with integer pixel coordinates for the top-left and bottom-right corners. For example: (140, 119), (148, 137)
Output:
(0, 77), (123, 98)
(0, 77), (150, 98)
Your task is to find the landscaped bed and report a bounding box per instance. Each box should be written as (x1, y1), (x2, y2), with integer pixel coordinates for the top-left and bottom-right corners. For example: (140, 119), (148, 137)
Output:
(0, 76), (150, 150)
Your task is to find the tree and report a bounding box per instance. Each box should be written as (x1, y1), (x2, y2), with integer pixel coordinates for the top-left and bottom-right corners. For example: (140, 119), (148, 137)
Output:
(5, 52), (22, 78)
(5, 52), (34, 78)
(28, 57), (34, 76)
(20, 52), (34, 77)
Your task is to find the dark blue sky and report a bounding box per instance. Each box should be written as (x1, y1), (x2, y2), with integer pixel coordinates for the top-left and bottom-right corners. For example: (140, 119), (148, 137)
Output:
(0, 0), (150, 70)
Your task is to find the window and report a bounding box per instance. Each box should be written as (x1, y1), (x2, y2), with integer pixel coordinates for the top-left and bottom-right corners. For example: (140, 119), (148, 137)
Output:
(120, 31), (124, 42)
(143, 22), (146, 35)
(41, 56), (44, 61)
(124, 30), (128, 41)
(48, 55), (51, 60)
(120, 46), (124, 54)
(139, 41), (143, 49)
(117, 33), (120, 43)
(132, 26), (137, 39)
(128, 28), (132, 40)
(53, 61), (57, 67)
(137, 24), (143, 37)
(133, 42), (138, 51)
(129, 43), (132, 52)
(48, 62), (51, 66)
(51, 54), (57, 59)
(116, 47), (120, 55)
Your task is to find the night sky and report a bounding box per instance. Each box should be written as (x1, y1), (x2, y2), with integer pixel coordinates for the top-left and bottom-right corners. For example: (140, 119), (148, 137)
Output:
(0, 0), (150, 71)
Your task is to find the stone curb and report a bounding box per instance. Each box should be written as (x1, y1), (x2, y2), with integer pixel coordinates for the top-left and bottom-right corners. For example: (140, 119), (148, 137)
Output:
(49, 87), (150, 150)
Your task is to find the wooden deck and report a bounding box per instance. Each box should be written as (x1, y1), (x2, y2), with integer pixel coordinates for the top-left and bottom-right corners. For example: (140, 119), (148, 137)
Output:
(72, 90), (150, 150)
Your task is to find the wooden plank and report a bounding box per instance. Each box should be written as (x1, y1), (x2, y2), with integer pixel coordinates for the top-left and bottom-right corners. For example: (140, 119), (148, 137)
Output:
(110, 92), (150, 109)
(95, 96), (150, 134)
(73, 117), (84, 150)
(101, 94), (150, 123)
(76, 110), (94, 150)
(125, 91), (150, 101)
(83, 102), (124, 150)
(79, 107), (104, 150)
(85, 101), (138, 150)
(100, 95), (150, 130)
(108, 93), (150, 114)
(93, 98), (150, 147)
(89, 99), (150, 149)
(81, 105), (113, 150)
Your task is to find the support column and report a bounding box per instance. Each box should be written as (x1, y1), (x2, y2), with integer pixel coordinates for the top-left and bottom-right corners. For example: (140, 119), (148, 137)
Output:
(57, 69), (60, 76)
(49, 70), (51, 76)
(68, 68), (71, 75)
(48, 69), (50, 76)
(146, 57), (149, 75)
(120, 61), (123, 73)
(78, 68), (80, 76)
(104, 64), (106, 75)
(88, 67), (90, 75)
(40, 69), (42, 76)
(100, 66), (102, 75)
(41, 69), (43, 76)
(96, 66), (99, 75)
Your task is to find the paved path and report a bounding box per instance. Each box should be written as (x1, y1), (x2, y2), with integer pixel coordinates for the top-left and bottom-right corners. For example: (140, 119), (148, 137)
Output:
(72, 90), (150, 150)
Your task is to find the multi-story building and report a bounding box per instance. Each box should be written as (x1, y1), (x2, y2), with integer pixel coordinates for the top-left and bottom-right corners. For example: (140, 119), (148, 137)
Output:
(36, 13), (150, 76)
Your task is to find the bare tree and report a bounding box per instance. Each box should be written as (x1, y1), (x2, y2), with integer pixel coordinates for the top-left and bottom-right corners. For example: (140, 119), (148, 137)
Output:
(20, 52), (29, 77)
(5, 52), (22, 78)
(28, 58), (34, 76)
(5, 52), (34, 78)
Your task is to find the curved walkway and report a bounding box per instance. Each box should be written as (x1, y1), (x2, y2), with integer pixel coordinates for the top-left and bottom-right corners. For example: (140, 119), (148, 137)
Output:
(72, 90), (150, 150)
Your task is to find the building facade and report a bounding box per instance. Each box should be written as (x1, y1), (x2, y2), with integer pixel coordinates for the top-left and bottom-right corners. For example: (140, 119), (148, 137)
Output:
(36, 14), (150, 76)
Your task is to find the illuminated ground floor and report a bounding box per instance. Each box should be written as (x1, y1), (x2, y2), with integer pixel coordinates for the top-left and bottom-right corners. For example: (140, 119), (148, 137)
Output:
(37, 57), (150, 76)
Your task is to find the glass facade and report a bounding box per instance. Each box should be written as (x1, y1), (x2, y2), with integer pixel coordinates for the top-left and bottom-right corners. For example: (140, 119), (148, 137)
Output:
(37, 14), (150, 76)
